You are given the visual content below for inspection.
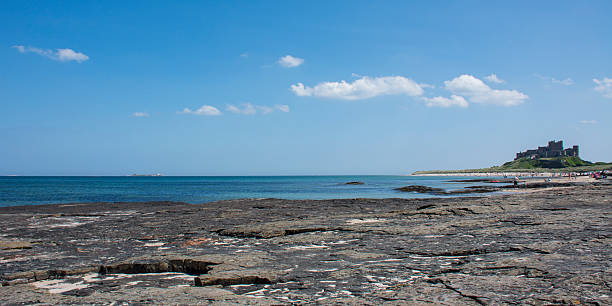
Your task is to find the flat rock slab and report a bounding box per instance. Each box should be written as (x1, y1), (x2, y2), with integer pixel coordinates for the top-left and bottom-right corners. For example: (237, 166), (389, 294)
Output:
(1, 183), (611, 304)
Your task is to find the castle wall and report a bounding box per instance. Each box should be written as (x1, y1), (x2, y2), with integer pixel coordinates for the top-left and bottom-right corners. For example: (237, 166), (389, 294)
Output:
(515, 140), (579, 160)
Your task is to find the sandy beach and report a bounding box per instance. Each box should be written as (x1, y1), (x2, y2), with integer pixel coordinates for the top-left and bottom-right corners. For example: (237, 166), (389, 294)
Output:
(1, 180), (611, 304)
(412, 172), (601, 178)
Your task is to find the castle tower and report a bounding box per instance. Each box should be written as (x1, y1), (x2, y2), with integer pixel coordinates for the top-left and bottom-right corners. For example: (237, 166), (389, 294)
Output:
(573, 145), (579, 157)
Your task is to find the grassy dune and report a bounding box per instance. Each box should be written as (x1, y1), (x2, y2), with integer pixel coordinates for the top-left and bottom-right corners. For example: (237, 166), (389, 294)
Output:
(413, 157), (612, 175)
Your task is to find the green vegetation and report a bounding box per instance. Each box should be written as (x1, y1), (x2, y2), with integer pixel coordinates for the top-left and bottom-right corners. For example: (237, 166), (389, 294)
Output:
(499, 156), (592, 169)
(413, 157), (612, 175)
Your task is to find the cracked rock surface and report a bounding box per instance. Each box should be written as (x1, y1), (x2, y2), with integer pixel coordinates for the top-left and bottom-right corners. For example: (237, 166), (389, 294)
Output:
(1, 183), (611, 304)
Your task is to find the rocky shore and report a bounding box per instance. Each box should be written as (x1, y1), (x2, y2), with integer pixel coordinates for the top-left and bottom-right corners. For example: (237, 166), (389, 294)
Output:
(1, 182), (611, 304)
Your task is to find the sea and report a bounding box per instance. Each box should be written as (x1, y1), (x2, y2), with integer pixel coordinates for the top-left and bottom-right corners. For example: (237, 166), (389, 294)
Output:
(0, 175), (505, 207)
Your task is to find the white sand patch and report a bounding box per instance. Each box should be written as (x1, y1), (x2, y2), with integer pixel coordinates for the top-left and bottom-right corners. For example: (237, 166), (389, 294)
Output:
(82, 273), (102, 283)
(328, 239), (359, 245)
(371, 282), (389, 289)
(127, 281), (143, 286)
(275, 296), (301, 303)
(43, 221), (87, 228)
(391, 277), (417, 283)
(245, 288), (267, 294)
(163, 274), (195, 280)
(100, 210), (139, 216)
(346, 218), (385, 225)
(0, 254), (55, 264)
(364, 275), (378, 282)
(33, 279), (89, 294)
(101, 272), (189, 281)
(287, 244), (329, 250)
(29, 216), (101, 229)
(409, 255), (434, 259)
(306, 268), (338, 273)
(364, 258), (403, 264)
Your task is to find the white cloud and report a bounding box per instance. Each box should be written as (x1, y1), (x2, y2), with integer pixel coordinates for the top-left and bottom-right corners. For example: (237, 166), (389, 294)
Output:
(226, 103), (290, 115)
(552, 78), (574, 86)
(422, 95), (468, 108)
(275, 104), (290, 112)
(180, 105), (222, 116)
(12, 45), (89, 63)
(240, 52), (248, 58)
(132, 112), (149, 117)
(257, 105), (274, 114)
(291, 76), (424, 100)
(535, 74), (574, 86)
(593, 78), (612, 98)
(444, 74), (528, 106)
(579, 120), (598, 124)
(226, 103), (256, 115)
(56, 48), (89, 62)
(485, 74), (505, 84)
(278, 55), (304, 68)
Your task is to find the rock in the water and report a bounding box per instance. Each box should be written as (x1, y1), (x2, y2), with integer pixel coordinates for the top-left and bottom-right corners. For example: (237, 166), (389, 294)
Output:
(394, 185), (447, 195)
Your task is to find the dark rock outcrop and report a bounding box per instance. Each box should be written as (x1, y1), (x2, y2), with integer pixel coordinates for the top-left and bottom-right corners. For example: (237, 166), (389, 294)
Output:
(394, 185), (447, 195)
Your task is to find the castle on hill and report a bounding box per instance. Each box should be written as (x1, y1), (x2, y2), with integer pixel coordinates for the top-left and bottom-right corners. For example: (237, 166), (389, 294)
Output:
(515, 140), (579, 160)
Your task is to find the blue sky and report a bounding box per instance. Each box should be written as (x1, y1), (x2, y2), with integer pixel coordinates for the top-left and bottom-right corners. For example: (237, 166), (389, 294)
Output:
(1, 1), (611, 175)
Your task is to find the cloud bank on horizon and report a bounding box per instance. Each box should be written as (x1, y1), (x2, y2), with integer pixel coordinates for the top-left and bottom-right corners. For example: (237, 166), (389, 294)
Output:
(179, 104), (289, 116)
(535, 74), (574, 86)
(13, 45), (89, 63)
(226, 103), (289, 115)
(291, 76), (424, 100)
(291, 74), (528, 108)
(443, 74), (528, 107)
(179, 105), (222, 116)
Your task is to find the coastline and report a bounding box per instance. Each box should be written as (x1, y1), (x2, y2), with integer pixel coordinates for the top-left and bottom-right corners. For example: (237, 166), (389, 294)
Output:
(412, 172), (586, 177)
(1, 182), (610, 304)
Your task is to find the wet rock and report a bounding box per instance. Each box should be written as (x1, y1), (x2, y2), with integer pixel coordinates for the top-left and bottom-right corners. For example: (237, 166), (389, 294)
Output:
(216, 225), (334, 239)
(447, 187), (499, 194)
(195, 274), (273, 287)
(344, 181), (365, 185)
(394, 185), (447, 195)
(99, 257), (217, 276)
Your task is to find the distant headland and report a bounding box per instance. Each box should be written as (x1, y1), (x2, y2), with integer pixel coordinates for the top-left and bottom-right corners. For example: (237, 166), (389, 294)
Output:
(130, 173), (163, 177)
(413, 140), (612, 175)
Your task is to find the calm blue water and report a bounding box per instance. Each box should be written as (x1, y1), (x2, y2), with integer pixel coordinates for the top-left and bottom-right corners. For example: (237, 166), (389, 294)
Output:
(0, 176), (500, 207)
